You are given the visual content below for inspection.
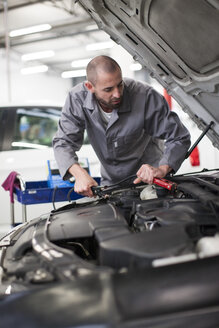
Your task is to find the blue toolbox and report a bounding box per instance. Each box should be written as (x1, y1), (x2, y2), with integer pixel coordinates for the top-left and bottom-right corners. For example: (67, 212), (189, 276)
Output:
(14, 180), (81, 205)
(11, 159), (100, 225)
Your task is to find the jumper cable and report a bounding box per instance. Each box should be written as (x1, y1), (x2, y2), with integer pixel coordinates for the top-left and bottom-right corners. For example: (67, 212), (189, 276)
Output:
(153, 178), (177, 192)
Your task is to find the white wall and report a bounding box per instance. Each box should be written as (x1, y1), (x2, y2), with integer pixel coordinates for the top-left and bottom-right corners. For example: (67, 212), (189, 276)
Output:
(0, 49), (71, 105)
(110, 44), (135, 79)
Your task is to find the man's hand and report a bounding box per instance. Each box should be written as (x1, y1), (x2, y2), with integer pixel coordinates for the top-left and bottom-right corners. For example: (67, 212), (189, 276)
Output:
(69, 163), (98, 197)
(133, 164), (172, 185)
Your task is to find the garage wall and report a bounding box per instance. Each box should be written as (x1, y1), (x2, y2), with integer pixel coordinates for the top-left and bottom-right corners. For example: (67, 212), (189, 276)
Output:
(0, 45), (135, 105)
(0, 49), (71, 105)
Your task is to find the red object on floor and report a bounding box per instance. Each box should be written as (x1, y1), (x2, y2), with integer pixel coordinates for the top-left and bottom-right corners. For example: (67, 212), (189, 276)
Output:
(189, 146), (200, 166)
(163, 89), (172, 110)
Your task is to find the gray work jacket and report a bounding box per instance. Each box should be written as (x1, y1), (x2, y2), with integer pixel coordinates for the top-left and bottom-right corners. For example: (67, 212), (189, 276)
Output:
(53, 78), (191, 184)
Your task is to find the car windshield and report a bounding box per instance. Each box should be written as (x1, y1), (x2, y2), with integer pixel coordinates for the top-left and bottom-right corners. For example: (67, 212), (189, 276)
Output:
(12, 107), (61, 150)
(3, 106), (91, 151)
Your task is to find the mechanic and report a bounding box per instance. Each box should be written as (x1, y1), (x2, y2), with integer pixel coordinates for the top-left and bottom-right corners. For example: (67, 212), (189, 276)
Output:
(53, 55), (191, 197)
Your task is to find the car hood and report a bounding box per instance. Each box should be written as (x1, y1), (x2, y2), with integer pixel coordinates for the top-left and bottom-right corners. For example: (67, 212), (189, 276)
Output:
(79, 0), (219, 149)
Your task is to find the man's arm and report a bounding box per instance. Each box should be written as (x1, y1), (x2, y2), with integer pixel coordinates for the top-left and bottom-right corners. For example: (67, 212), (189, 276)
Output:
(53, 90), (86, 181)
(142, 89), (191, 176)
(69, 163), (98, 197)
(132, 88), (190, 185)
(133, 164), (172, 184)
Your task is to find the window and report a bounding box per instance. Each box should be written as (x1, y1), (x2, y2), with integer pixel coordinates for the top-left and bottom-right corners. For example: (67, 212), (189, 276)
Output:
(12, 107), (61, 150)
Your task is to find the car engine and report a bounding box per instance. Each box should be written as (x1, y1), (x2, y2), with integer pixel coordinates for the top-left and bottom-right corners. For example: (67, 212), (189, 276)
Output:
(1, 170), (219, 293)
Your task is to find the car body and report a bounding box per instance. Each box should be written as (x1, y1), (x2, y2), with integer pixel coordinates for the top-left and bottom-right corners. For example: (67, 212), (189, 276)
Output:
(0, 104), (100, 225)
(0, 1), (219, 327)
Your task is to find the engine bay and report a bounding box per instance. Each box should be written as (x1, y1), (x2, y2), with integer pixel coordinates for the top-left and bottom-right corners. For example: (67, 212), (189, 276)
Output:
(50, 171), (219, 270)
(1, 170), (219, 291)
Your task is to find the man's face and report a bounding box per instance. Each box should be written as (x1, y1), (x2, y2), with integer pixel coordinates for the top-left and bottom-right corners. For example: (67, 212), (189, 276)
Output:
(88, 68), (124, 111)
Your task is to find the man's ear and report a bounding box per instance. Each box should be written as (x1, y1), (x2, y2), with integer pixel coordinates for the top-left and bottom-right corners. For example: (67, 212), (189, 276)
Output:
(85, 81), (95, 93)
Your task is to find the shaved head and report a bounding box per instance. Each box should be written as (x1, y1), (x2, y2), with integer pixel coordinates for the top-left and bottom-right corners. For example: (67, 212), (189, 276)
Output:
(85, 55), (124, 111)
(86, 55), (121, 85)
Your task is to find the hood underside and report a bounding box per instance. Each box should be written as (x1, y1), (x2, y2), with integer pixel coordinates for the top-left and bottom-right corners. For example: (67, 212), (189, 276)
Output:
(79, 0), (219, 149)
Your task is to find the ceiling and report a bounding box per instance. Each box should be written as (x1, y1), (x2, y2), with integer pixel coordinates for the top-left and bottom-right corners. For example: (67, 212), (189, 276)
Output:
(0, 0), (113, 75)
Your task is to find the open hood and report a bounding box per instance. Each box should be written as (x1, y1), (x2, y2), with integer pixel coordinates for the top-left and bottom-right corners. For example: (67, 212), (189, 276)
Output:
(79, 0), (219, 149)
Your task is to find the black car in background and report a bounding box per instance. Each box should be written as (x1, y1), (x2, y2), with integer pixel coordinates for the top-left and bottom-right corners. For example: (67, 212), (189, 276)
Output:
(0, 1), (219, 327)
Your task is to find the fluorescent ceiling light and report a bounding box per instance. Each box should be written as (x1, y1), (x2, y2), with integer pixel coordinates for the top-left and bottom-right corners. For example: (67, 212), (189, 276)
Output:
(21, 65), (48, 75)
(130, 63), (142, 71)
(86, 41), (114, 51)
(61, 69), (86, 79)
(71, 58), (92, 68)
(21, 50), (55, 61)
(9, 24), (51, 37)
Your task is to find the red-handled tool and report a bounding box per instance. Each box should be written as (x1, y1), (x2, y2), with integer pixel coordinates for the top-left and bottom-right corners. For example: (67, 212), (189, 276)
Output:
(153, 178), (177, 192)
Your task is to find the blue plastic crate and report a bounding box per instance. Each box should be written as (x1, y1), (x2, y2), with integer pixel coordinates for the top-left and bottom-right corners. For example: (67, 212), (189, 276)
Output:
(14, 178), (100, 205)
(47, 158), (90, 188)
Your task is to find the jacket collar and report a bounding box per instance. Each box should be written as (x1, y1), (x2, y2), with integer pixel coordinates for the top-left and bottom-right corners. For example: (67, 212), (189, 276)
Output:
(83, 84), (96, 110)
(118, 85), (131, 113)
